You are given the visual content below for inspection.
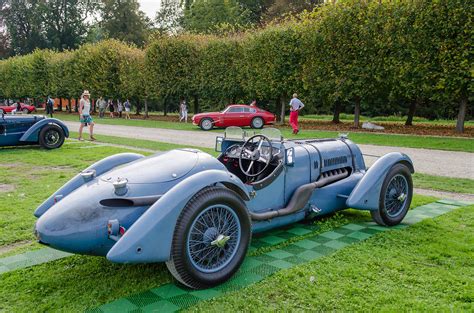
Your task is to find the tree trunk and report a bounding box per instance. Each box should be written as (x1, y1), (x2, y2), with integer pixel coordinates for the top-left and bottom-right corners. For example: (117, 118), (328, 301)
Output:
(92, 99), (96, 113)
(353, 97), (361, 128)
(280, 96), (286, 125)
(405, 99), (418, 126)
(332, 101), (341, 123)
(58, 98), (62, 111)
(144, 99), (149, 118)
(456, 96), (467, 133)
(67, 98), (71, 113)
(193, 95), (199, 114)
(74, 98), (79, 113)
(163, 96), (168, 116)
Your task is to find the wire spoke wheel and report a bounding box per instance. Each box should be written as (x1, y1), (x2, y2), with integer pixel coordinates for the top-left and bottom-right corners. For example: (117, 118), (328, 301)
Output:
(384, 174), (408, 218)
(166, 187), (251, 289)
(371, 163), (413, 226)
(44, 129), (60, 146)
(187, 205), (241, 273)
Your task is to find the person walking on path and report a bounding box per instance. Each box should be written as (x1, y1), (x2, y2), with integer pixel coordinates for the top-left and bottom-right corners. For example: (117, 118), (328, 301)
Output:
(107, 99), (114, 118)
(117, 100), (123, 118)
(179, 98), (188, 122)
(289, 93), (304, 134)
(78, 90), (96, 141)
(46, 96), (54, 117)
(97, 96), (107, 118)
(124, 99), (131, 120)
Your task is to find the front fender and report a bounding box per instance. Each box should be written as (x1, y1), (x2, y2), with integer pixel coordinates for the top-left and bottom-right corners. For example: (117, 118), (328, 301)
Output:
(20, 118), (70, 142)
(346, 152), (414, 210)
(34, 153), (144, 217)
(106, 170), (249, 263)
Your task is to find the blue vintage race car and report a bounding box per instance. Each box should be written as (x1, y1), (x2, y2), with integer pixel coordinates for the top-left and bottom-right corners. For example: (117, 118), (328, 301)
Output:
(34, 127), (413, 289)
(0, 113), (69, 149)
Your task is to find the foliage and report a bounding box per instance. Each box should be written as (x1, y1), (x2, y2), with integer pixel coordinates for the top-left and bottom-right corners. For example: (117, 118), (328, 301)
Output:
(0, 0), (471, 130)
(241, 24), (304, 120)
(145, 35), (202, 101)
(197, 36), (244, 104)
(99, 0), (151, 47)
(183, 0), (253, 34)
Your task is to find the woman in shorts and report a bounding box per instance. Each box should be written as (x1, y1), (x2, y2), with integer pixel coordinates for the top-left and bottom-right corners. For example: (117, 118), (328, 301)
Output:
(78, 90), (96, 141)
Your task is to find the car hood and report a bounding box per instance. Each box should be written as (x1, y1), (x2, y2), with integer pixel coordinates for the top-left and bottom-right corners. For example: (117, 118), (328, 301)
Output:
(100, 149), (225, 185)
(2, 115), (45, 122)
(194, 112), (221, 118)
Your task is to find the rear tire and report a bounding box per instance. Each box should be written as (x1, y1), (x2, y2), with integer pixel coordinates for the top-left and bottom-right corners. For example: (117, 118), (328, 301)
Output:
(251, 117), (264, 129)
(166, 187), (251, 289)
(0, 109), (4, 114)
(22, 108), (29, 114)
(371, 163), (413, 226)
(200, 118), (213, 131)
(39, 124), (65, 149)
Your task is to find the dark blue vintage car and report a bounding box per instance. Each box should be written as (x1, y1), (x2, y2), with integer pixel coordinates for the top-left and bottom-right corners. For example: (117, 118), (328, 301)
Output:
(0, 114), (69, 149)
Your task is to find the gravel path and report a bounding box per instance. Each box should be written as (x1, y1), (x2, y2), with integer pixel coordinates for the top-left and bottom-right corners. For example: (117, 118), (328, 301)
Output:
(64, 121), (474, 179)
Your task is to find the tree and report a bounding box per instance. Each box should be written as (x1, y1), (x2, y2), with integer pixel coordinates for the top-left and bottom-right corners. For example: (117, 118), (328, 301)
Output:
(183, 0), (252, 34)
(100, 0), (151, 47)
(198, 37), (243, 105)
(146, 35), (202, 113)
(1, 0), (47, 55)
(155, 0), (183, 34)
(43, 0), (96, 51)
(241, 25), (304, 123)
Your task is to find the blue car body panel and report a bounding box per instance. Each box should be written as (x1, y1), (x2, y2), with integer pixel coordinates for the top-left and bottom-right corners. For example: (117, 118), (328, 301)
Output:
(19, 118), (69, 142)
(346, 152), (414, 210)
(34, 152), (145, 217)
(34, 130), (414, 264)
(106, 169), (249, 263)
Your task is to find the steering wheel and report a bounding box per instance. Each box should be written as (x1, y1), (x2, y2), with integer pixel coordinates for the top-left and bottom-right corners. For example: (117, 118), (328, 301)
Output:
(239, 134), (273, 177)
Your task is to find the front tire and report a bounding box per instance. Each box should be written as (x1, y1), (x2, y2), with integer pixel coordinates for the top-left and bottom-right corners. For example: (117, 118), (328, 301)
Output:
(166, 187), (251, 289)
(22, 108), (29, 114)
(39, 124), (65, 149)
(371, 163), (413, 226)
(0, 109), (4, 114)
(251, 117), (264, 129)
(200, 118), (213, 131)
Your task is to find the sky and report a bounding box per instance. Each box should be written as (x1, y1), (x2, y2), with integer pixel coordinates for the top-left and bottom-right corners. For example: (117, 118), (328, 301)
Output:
(138, 0), (161, 19)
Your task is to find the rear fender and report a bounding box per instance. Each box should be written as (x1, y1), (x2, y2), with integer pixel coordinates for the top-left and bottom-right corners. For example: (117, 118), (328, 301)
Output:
(34, 153), (144, 217)
(20, 118), (69, 142)
(346, 152), (414, 210)
(106, 170), (249, 263)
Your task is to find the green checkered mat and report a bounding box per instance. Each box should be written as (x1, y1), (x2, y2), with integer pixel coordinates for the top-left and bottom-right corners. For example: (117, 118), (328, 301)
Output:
(88, 200), (470, 313)
(0, 247), (71, 274)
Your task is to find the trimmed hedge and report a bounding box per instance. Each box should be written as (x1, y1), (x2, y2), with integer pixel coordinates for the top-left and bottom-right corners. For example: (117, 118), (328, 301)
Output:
(0, 0), (471, 131)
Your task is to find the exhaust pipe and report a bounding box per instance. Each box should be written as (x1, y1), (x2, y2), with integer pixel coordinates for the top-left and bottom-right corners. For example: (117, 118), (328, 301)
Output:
(250, 168), (349, 221)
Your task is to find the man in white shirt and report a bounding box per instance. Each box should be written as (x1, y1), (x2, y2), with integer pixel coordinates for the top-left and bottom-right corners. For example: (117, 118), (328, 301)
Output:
(289, 93), (304, 134)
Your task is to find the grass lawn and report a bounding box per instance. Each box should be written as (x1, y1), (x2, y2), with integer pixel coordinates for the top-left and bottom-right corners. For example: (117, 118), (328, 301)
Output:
(413, 173), (474, 195)
(301, 113), (474, 126)
(189, 205), (474, 312)
(56, 113), (474, 152)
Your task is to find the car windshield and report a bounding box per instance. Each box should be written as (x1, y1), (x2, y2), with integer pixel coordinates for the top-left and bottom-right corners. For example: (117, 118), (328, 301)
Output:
(261, 128), (282, 141)
(220, 106), (230, 113)
(225, 126), (244, 139)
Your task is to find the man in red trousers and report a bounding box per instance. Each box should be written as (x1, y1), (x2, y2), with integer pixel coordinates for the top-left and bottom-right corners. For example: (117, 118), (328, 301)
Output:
(289, 93), (305, 134)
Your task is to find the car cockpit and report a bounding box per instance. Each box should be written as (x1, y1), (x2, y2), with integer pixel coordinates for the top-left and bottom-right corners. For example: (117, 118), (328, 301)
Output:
(216, 127), (285, 187)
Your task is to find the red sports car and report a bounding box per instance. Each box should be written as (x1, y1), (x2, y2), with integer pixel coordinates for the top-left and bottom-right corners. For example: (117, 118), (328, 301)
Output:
(0, 102), (36, 114)
(192, 104), (276, 130)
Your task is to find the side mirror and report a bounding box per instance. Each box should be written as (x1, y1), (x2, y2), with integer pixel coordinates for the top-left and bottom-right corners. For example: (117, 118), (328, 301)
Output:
(215, 136), (223, 152)
(285, 148), (295, 166)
